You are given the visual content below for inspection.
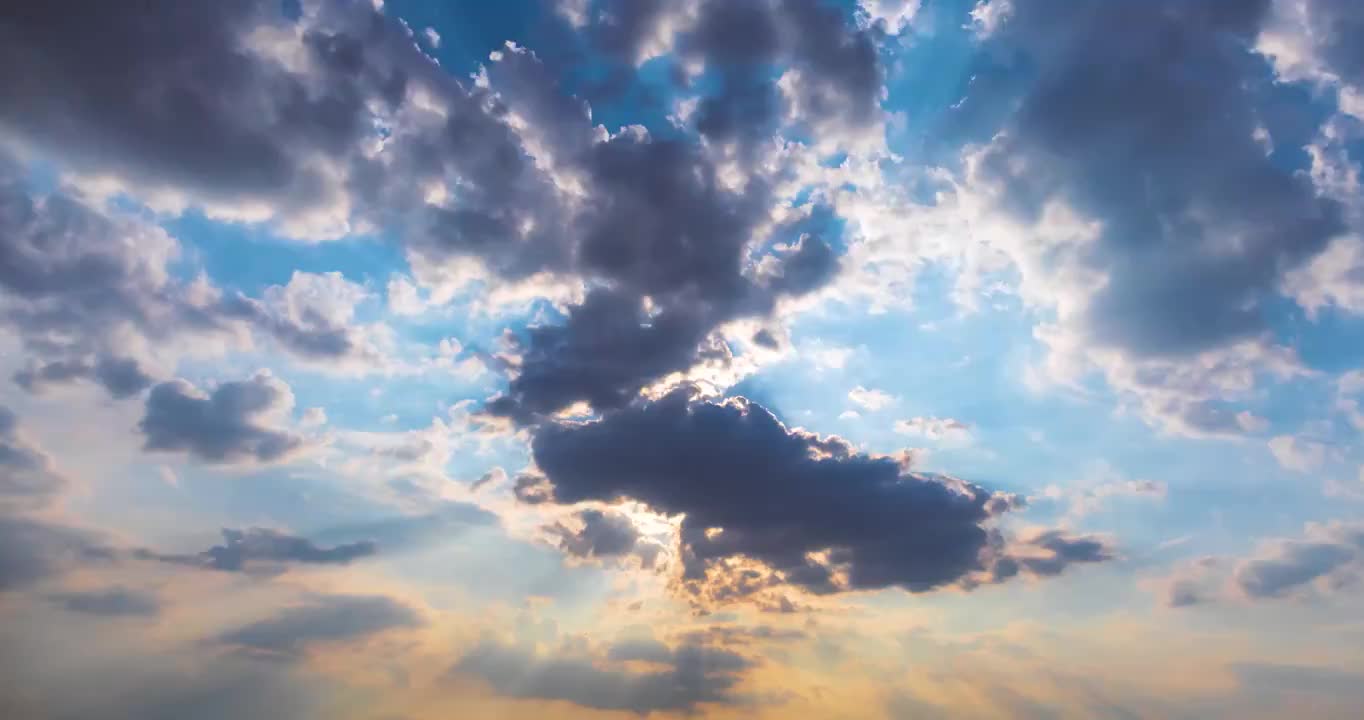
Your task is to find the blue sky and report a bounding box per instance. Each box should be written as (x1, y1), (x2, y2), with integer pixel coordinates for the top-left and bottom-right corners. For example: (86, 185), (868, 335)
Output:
(2, 1), (1364, 718)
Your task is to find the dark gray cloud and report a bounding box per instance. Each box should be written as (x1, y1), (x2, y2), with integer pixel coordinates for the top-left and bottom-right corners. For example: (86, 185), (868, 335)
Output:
(14, 355), (153, 399)
(0, 515), (112, 591)
(547, 508), (651, 564)
(1012, 530), (1115, 578)
(453, 639), (752, 714)
(48, 586), (160, 617)
(0, 406), (66, 510)
(217, 594), (422, 658)
(0, 0), (410, 226)
(1271, 0), (1364, 88)
(971, 0), (1341, 358)
(139, 372), (305, 464)
(143, 527), (375, 574)
(529, 386), (1043, 600)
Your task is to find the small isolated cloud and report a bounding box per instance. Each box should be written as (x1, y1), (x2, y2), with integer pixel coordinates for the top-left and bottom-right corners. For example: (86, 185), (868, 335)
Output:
(529, 387), (1085, 607)
(217, 594), (422, 658)
(142, 528), (376, 573)
(893, 416), (971, 443)
(1152, 556), (1223, 608)
(848, 385), (896, 411)
(1234, 521), (1364, 600)
(452, 639), (752, 714)
(994, 529), (1116, 580)
(139, 371), (306, 465)
(48, 587), (160, 617)
(1268, 435), (1330, 473)
(1041, 469), (1167, 517)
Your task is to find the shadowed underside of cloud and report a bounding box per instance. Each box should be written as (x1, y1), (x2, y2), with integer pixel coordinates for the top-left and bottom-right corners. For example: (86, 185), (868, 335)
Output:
(1233, 521), (1364, 599)
(0, 405), (66, 510)
(453, 638), (752, 714)
(0, 514), (112, 591)
(217, 594), (422, 658)
(142, 527), (375, 573)
(48, 586), (161, 617)
(528, 386), (1109, 603)
(139, 372), (305, 464)
(975, 0), (1339, 357)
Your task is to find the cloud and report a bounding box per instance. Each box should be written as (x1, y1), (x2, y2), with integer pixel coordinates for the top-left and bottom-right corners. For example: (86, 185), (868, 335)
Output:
(216, 594), (422, 658)
(930, 0), (1342, 436)
(139, 371), (306, 464)
(1040, 469), (1167, 517)
(893, 416), (971, 442)
(48, 587), (160, 617)
(0, 515), (112, 591)
(0, 406), (67, 510)
(1234, 521), (1364, 599)
(1007, 530), (1115, 578)
(453, 639), (753, 714)
(143, 528), (376, 573)
(848, 385), (896, 411)
(1258, 0), (1364, 119)
(1154, 556), (1223, 608)
(13, 355), (153, 399)
(528, 386), (1083, 604)
(1268, 435), (1330, 473)
(545, 509), (665, 569)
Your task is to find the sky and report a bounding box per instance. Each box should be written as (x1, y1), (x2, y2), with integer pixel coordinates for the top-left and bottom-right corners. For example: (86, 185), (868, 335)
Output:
(1, 0), (1363, 718)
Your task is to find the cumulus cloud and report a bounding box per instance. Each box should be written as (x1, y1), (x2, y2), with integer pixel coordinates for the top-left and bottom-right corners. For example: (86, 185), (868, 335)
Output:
(453, 638), (752, 714)
(528, 386), (1095, 605)
(870, 0), (1345, 437)
(217, 594), (422, 658)
(848, 385), (897, 411)
(1268, 435), (1331, 473)
(139, 371), (307, 464)
(143, 528), (376, 573)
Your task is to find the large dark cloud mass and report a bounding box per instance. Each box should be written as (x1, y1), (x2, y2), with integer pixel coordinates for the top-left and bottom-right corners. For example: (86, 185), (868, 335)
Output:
(0, 0), (873, 422)
(140, 372), (305, 464)
(528, 387), (1102, 602)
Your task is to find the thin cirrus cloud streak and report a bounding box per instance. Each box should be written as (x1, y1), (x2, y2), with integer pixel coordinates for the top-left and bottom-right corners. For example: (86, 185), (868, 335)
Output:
(0, 0), (1361, 718)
